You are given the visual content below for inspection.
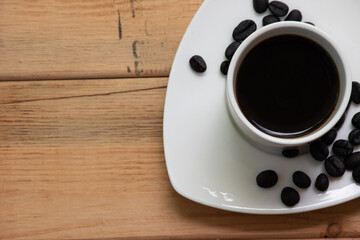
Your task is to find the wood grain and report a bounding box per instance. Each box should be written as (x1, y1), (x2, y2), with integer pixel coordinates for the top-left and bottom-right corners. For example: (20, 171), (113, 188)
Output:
(0, 0), (202, 80)
(2, 78), (360, 240)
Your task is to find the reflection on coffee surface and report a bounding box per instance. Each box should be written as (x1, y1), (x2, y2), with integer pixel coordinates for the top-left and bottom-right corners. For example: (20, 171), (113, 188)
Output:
(235, 34), (339, 138)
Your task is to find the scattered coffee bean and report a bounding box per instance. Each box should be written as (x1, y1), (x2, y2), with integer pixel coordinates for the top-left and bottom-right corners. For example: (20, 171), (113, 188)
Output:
(332, 139), (354, 157)
(285, 9), (302, 21)
(292, 171), (311, 188)
(353, 166), (360, 183)
(189, 55), (207, 73)
(351, 81), (360, 104)
(334, 112), (346, 130)
(233, 20), (257, 42)
(220, 60), (230, 75)
(325, 156), (345, 177)
(321, 129), (337, 145)
(269, 1), (289, 17)
(263, 15), (280, 26)
(315, 173), (329, 191)
(344, 152), (360, 170)
(225, 42), (241, 60)
(309, 140), (329, 161)
(281, 187), (300, 207)
(282, 149), (299, 158)
(253, 0), (269, 13)
(352, 112), (360, 129)
(349, 129), (360, 145)
(305, 22), (315, 26)
(256, 170), (278, 188)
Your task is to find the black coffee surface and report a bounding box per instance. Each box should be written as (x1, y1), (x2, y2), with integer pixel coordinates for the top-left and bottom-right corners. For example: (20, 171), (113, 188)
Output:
(236, 34), (339, 138)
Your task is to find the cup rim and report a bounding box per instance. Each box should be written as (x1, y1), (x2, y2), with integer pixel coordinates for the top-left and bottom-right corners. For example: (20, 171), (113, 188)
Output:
(226, 21), (351, 146)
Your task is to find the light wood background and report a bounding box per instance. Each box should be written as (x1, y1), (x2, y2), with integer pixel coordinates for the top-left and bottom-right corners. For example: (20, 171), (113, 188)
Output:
(1, 1), (360, 240)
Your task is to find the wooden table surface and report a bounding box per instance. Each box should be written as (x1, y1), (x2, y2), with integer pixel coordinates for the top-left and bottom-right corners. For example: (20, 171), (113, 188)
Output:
(1, 1), (360, 239)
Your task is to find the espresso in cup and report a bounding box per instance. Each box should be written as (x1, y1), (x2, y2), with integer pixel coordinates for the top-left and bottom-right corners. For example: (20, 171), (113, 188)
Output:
(235, 34), (339, 138)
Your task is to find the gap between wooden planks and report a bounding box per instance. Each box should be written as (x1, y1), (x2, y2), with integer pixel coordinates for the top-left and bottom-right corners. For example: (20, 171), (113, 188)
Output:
(2, 78), (360, 239)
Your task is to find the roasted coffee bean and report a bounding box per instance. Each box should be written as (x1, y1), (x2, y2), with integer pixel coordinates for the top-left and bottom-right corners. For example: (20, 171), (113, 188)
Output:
(353, 166), (360, 183)
(281, 187), (300, 207)
(263, 15), (280, 26)
(332, 139), (354, 157)
(305, 22), (315, 26)
(309, 140), (329, 161)
(253, 0), (269, 13)
(269, 1), (289, 17)
(325, 156), (345, 177)
(285, 9), (302, 21)
(225, 42), (241, 60)
(352, 112), (360, 129)
(334, 112), (346, 130)
(282, 149), (299, 158)
(189, 55), (207, 73)
(233, 20), (257, 42)
(349, 129), (360, 145)
(315, 173), (329, 191)
(321, 129), (337, 145)
(344, 152), (360, 170)
(256, 170), (278, 188)
(220, 60), (230, 75)
(351, 81), (360, 104)
(292, 171), (311, 188)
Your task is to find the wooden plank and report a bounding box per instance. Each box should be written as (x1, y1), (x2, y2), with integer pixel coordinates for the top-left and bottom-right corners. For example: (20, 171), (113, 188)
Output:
(0, 0), (202, 80)
(1, 78), (360, 239)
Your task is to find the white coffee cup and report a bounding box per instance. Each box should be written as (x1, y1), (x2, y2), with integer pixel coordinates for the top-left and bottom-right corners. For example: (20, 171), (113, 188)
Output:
(226, 22), (351, 154)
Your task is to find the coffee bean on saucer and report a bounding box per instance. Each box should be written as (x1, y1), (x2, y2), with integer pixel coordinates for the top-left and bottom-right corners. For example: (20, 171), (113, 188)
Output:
(189, 55), (207, 73)
(353, 166), (360, 183)
(256, 170), (278, 188)
(351, 81), (360, 104)
(332, 139), (354, 157)
(285, 9), (302, 21)
(349, 129), (360, 145)
(220, 60), (230, 75)
(292, 171), (311, 189)
(225, 42), (241, 60)
(344, 152), (360, 170)
(325, 156), (345, 177)
(233, 20), (257, 42)
(281, 187), (300, 207)
(263, 15), (280, 26)
(269, 1), (289, 17)
(309, 140), (329, 161)
(352, 112), (360, 129)
(305, 22), (315, 26)
(253, 0), (269, 13)
(282, 148), (299, 158)
(315, 173), (329, 191)
(334, 112), (346, 131)
(321, 129), (337, 145)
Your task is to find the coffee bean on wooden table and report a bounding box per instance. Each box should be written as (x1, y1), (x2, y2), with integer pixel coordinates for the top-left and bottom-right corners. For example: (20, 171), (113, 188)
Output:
(353, 166), (360, 183)
(351, 81), (360, 104)
(315, 173), (329, 191)
(256, 170), (278, 188)
(189, 55), (207, 73)
(253, 0), (269, 13)
(269, 1), (289, 17)
(332, 139), (354, 157)
(263, 15), (280, 26)
(233, 20), (257, 42)
(344, 152), (360, 170)
(349, 129), (360, 145)
(225, 42), (241, 60)
(325, 156), (345, 177)
(305, 22), (315, 26)
(309, 140), (329, 161)
(352, 112), (360, 129)
(282, 148), (299, 158)
(292, 171), (311, 188)
(285, 9), (302, 21)
(321, 129), (337, 145)
(281, 187), (300, 207)
(220, 60), (230, 75)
